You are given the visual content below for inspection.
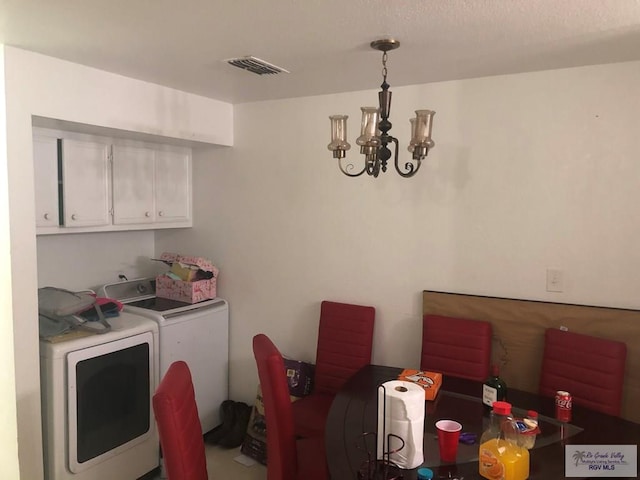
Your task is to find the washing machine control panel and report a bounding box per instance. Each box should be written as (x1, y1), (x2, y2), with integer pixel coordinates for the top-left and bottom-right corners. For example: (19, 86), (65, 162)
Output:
(100, 278), (156, 303)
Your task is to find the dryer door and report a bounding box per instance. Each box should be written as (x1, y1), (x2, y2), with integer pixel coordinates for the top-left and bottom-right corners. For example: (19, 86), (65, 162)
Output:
(66, 332), (154, 473)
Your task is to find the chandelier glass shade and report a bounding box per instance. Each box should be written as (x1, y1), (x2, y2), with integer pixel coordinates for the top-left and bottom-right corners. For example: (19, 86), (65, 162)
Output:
(328, 39), (435, 178)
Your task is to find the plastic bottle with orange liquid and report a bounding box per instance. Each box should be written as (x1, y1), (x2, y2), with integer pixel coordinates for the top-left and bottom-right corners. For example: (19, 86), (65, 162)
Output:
(479, 401), (529, 480)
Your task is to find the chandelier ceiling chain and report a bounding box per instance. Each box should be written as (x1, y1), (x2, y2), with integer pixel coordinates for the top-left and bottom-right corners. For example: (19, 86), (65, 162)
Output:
(327, 38), (435, 178)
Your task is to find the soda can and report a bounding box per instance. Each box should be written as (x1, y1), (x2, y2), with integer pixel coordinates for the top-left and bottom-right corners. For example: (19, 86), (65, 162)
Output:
(555, 390), (572, 422)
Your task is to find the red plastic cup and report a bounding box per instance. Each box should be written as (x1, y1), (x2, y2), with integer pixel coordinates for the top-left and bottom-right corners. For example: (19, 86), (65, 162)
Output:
(435, 419), (462, 463)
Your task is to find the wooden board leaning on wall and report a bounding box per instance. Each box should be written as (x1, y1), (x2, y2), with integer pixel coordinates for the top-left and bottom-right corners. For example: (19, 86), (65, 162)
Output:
(423, 290), (640, 424)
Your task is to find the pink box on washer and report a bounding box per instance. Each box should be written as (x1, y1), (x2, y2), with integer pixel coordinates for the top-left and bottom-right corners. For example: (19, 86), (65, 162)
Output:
(155, 252), (219, 303)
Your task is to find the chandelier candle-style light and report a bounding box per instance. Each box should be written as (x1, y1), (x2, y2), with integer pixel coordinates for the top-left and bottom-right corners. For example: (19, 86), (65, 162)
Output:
(328, 38), (435, 178)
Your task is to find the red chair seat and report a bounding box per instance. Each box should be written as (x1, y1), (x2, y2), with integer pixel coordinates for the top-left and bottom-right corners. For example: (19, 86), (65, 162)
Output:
(296, 437), (329, 480)
(291, 393), (334, 438)
(539, 328), (627, 416)
(420, 314), (492, 382)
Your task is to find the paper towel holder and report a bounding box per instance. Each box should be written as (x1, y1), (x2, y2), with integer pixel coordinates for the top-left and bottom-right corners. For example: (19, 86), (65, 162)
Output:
(356, 381), (413, 480)
(357, 431), (405, 480)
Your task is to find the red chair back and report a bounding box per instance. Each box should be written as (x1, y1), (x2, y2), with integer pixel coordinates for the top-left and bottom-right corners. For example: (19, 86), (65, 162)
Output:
(539, 328), (627, 416)
(253, 334), (298, 480)
(314, 300), (375, 394)
(152, 361), (208, 480)
(420, 314), (492, 381)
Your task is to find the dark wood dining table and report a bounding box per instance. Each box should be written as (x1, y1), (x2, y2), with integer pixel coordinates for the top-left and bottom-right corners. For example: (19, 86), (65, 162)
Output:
(325, 365), (640, 480)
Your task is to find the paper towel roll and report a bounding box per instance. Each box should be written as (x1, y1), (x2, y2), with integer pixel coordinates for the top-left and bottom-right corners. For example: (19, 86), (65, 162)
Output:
(377, 380), (425, 469)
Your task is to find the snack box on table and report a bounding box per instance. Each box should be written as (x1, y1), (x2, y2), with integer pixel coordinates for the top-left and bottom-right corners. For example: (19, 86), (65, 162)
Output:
(155, 252), (219, 304)
(397, 369), (443, 400)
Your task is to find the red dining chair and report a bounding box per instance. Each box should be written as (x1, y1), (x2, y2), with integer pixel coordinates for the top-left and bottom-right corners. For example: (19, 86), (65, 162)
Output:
(420, 314), (492, 382)
(291, 300), (375, 438)
(253, 334), (329, 480)
(153, 360), (208, 480)
(539, 328), (627, 416)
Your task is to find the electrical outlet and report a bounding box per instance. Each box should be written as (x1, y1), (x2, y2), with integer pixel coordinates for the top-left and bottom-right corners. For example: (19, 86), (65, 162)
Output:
(546, 268), (564, 292)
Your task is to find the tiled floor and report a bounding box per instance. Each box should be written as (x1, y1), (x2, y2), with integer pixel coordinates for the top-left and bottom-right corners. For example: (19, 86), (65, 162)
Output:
(204, 444), (267, 479)
(148, 444), (267, 480)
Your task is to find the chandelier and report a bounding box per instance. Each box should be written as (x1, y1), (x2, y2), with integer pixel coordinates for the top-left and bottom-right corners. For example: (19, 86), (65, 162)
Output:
(328, 39), (435, 178)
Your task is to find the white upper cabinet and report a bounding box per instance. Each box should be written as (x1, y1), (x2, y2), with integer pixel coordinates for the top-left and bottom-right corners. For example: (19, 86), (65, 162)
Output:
(154, 149), (191, 223)
(112, 144), (191, 226)
(112, 145), (156, 225)
(33, 128), (193, 234)
(33, 133), (60, 228)
(60, 138), (111, 227)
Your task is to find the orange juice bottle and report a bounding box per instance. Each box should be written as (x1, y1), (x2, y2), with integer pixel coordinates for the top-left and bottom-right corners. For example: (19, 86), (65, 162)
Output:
(479, 401), (529, 480)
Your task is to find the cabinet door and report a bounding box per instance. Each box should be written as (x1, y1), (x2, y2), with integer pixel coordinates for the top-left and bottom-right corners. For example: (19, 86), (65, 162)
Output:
(154, 149), (191, 223)
(112, 145), (155, 224)
(33, 134), (60, 228)
(61, 139), (111, 227)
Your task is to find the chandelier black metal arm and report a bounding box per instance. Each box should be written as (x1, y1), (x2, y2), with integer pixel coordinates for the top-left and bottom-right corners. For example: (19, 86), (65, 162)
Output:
(393, 137), (422, 178)
(337, 158), (368, 177)
(337, 135), (423, 178)
(328, 38), (435, 179)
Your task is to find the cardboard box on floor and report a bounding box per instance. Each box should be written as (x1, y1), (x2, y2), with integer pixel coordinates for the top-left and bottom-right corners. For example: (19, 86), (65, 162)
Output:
(241, 386), (267, 465)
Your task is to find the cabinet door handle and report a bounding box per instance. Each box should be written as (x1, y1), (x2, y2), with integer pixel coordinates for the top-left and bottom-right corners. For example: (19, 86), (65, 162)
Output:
(44, 213), (50, 220)
(71, 214), (77, 221)
(145, 211), (150, 217)
(158, 211), (164, 217)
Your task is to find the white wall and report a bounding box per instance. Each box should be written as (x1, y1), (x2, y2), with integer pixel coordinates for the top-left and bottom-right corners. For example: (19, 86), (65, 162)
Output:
(156, 60), (640, 405)
(2, 46), (232, 479)
(0, 46), (21, 480)
(36, 231), (161, 291)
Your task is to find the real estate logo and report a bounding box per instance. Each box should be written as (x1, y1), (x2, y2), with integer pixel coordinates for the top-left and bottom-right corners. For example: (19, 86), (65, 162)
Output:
(565, 445), (637, 477)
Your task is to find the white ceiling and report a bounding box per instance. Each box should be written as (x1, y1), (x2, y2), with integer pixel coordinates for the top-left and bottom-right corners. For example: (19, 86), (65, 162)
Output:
(1, 0), (640, 104)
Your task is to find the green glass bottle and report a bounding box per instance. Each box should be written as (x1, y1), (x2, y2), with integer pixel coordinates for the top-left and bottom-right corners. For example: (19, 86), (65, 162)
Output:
(482, 364), (507, 410)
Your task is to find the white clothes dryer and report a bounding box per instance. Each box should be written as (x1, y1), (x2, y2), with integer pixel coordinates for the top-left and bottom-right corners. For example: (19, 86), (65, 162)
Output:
(40, 312), (160, 480)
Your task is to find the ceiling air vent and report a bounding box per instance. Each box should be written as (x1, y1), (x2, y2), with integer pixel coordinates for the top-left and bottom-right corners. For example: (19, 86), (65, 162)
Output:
(226, 56), (290, 75)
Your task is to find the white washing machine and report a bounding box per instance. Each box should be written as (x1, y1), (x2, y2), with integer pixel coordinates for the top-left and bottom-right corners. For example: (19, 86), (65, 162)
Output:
(40, 312), (160, 480)
(100, 278), (229, 434)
